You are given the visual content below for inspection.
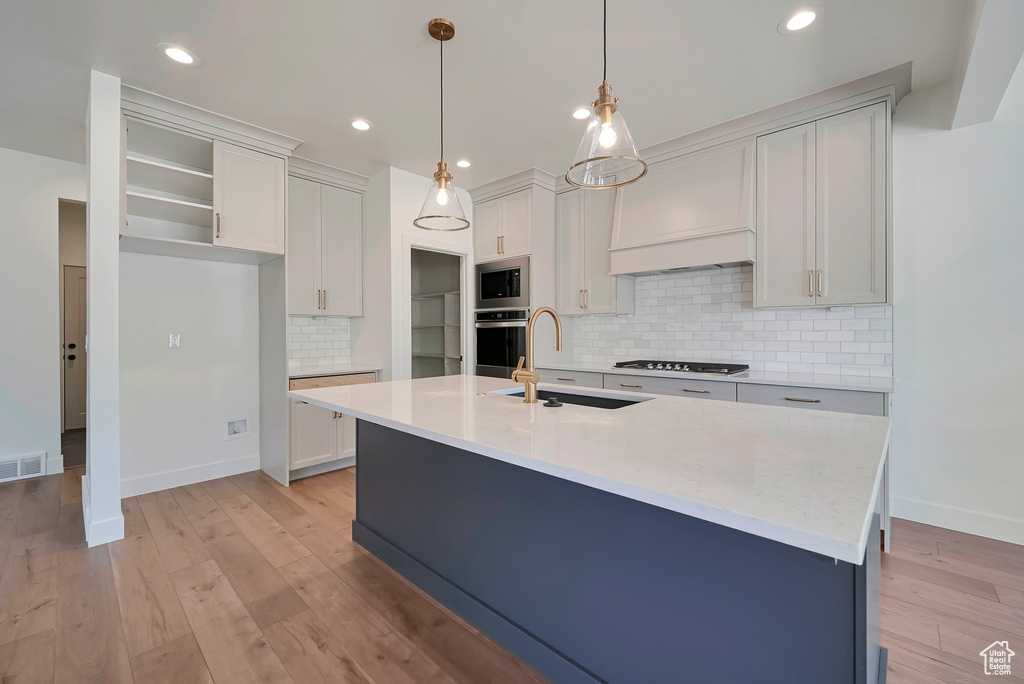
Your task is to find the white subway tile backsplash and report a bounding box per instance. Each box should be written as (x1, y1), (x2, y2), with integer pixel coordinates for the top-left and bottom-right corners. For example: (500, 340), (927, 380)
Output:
(287, 316), (352, 367)
(569, 265), (893, 376)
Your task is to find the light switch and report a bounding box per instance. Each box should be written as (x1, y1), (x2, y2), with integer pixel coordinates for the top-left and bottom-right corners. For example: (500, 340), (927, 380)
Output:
(169, 333), (181, 348)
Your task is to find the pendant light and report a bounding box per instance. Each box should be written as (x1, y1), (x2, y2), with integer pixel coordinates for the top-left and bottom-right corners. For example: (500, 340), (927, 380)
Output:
(565, 0), (647, 189)
(414, 18), (470, 231)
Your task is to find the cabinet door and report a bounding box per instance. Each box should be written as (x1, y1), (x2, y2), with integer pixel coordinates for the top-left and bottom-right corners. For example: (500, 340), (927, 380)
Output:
(337, 413), (357, 459)
(754, 123), (816, 308)
(815, 103), (887, 306)
(213, 141), (286, 254)
(321, 184), (363, 316)
(286, 177), (321, 315)
(555, 191), (586, 315)
(289, 400), (338, 470)
(473, 199), (502, 263)
(583, 189), (619, 313)
(500, 189), (532, 257)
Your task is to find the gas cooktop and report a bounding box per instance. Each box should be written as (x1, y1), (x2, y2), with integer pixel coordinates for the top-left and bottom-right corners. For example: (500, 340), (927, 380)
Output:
(613, 360), (750, 375)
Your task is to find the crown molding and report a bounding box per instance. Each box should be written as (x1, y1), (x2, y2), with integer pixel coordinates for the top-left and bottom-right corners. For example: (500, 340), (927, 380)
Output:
(288, 156), (369, 192)
(120, 85), (303, 158)
(469, 168), (558, 203)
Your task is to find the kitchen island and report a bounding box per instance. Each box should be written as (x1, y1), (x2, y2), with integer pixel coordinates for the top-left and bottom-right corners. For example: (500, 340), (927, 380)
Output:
(289, 375), (891, 684)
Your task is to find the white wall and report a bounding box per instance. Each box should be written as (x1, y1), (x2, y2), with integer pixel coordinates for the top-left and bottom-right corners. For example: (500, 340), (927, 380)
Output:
(58, 200), (87, 431)
(350, 167), (474, 381)
(892, 61), (1024, 544)
(0, 146), (86, 474)
(119, 253), (261, 495)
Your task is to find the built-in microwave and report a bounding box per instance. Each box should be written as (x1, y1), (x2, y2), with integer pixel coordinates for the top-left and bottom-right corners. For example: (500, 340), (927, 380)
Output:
(475, 256), (530, 310)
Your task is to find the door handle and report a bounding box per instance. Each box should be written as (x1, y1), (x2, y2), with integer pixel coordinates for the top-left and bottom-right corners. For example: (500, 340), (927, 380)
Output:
(817, 269), (823, 297)
(579, 289), (584, 308)
(323, 290), (327, 310)
(808, 270), (814, 297)
(216, 212), (221, 239)
(584, 290), (589, 309)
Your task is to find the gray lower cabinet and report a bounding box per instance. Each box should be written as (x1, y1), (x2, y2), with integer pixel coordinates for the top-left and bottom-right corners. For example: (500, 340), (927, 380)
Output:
(604, 374), (738, 402)
(538, 368), (604, 389)
(736, 383), (885, 416)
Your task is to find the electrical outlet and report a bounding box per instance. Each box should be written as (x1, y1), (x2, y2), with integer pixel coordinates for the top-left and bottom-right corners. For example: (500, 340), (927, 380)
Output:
(169, 333), (181, 348)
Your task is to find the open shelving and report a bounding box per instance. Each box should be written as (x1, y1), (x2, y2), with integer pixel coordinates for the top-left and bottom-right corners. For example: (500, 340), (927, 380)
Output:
(411, 250), (463, 378)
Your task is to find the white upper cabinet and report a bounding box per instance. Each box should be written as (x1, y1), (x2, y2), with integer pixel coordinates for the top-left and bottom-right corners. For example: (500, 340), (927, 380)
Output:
(320, 184), (363, 316)
(815, 103), (887, 306)
(609, 138), (755, 274)
(287, 176), (363, 316)
(556, 189), (634, 316)
(473, 188), (533, 263)
(213, 140), (286, 254)
(755, 122), (816, 308)
(287, 177), (322, 314)
(754, 102), (887, 308)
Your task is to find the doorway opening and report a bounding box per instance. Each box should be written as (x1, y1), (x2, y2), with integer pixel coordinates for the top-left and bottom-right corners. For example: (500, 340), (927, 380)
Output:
(410, 248), (463, 379)
(59, 199), (87, 470)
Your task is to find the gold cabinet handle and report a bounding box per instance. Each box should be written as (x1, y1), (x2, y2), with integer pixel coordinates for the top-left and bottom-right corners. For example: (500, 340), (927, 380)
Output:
(579, 289), (584, 309)
(808, 270), (813, 297)
(620, 383), (643, 389)
(500, 235), (505, 253)
(817, 269), (823, 297)
(784, 397), (821, 403)
(584, 289), (589, 309)
(556, 377), (576, 382)
(681, 388), (710, 394)
(216, 212), (221, 239)
(323, 290), (327, 310)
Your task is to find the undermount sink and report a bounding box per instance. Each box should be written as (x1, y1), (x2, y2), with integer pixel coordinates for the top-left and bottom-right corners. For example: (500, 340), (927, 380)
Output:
(491, 387), (651, 410)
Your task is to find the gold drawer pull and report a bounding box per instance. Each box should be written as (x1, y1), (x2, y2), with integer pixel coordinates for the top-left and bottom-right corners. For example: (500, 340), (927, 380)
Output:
(681, 388), (710, 394)
(556, 377), (576, 382)
(784, 397), (821, 403)
(620, 383), (643, 389)
(807, 270), (813, 297)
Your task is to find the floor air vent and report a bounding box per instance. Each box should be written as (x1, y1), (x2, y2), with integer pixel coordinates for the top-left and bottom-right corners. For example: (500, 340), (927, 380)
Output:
(0, 454), (44, 482)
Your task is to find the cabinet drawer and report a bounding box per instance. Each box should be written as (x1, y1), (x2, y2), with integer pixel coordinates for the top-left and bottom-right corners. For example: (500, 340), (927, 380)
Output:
(538, 369), (604, 389)
(604, 374), (737, 401)
(289, 372), (376, 391)
(737, 383), (884, 416)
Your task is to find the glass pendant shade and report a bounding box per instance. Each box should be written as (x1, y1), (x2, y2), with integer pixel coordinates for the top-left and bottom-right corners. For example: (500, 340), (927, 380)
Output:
(566, 82), (647, 188)
(414, 162), (470, 231)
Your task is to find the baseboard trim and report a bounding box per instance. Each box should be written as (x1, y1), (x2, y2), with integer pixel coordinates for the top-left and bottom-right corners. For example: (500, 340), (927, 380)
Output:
(892, 496), (1024, 546)
(121, 453), (261, 498)
(289, 456), (355, 482)
(47, 454), (64, 475)
(87, 512), (125, 547)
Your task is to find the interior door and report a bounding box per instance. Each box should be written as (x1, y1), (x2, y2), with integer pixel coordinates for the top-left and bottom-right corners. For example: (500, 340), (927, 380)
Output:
(815, 102), (887, 306)
(213, 140), (286, 254)
(320, 184), (363, 316)
(473, 200), (501, 262)
(63, 266), (87, 430)
(500, 189), (532, 257)
(755, 122), (817, 307)
(286, 177), (321, 315)
(555, 191), (585, 315)
(583, 188), (618, 313)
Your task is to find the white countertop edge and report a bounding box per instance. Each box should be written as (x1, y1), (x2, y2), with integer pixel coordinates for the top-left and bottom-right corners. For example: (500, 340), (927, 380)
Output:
(288, 387), (873, 564)
(288, 363), (383, 379)
(537, 363), (895, 393)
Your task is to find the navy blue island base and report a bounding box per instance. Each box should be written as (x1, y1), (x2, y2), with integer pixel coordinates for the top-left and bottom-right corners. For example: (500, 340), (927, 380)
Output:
(352, 419), (886, 684)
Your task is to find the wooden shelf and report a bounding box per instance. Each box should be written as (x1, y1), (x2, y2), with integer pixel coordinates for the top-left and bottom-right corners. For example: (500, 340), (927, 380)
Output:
(119, 234), (282, 265)
(411, 352), (446, 359)
(127, 154), (213, 202)
(411, 290), (460, 300)
(127, 190), (213, 228)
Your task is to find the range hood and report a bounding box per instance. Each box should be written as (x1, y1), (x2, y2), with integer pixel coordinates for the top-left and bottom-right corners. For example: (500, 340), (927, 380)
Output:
(607, 138), (756, 276)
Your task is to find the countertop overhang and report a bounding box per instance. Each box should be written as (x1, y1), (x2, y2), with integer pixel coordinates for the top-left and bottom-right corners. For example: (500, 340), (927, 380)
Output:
(289, 375), (891, 564)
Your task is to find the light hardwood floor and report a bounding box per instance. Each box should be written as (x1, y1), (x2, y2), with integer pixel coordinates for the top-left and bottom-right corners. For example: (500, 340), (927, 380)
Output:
(1, 467), (1021, 683)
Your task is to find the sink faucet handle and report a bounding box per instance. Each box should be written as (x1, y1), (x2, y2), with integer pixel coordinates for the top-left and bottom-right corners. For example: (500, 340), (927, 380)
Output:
(511, 356), (526, 381)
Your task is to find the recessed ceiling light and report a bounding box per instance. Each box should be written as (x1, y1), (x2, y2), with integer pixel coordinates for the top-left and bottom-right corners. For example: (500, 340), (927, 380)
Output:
(350, 119), (373, 132)
(569, 106), (592, 120)
(779, 9), (817, 33)
(456, 159), (471, 168)
(157, 43), (201, 67)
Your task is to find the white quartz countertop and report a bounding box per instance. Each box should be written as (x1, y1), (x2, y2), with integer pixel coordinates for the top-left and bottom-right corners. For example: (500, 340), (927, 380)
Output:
(538, 361), (895, 393)
(289, 375), (891, 564)
(288, 363), (382, 379)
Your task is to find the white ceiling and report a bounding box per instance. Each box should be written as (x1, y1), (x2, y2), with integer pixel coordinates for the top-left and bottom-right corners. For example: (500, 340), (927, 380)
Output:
(0, 0), (968, 188)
